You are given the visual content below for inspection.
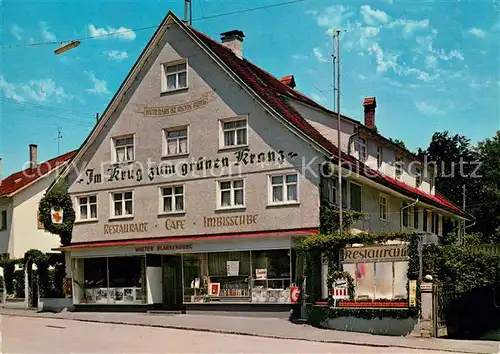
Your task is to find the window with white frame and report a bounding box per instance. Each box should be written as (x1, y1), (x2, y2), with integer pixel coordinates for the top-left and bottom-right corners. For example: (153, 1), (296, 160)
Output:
(218, 179), (244, 208)
(161, 185), (184, 213)
(379, 194), (388, 221)
(221, 118), (247, 148)
(395, 156), (403, 179)
(321, 177), (337, 205)
(415, 166), (422, 187)
(111, 191), (133, 218)
(113, 135), (134, 163)
(357, 138), (367, 163)
(77, 195), (98, 221)
(270, 174), (298, 204)
(164, 127), (188, 156)
(0, 210), (7, 230)
(162, 60), (187, 92)
(376, 146), (383, 168)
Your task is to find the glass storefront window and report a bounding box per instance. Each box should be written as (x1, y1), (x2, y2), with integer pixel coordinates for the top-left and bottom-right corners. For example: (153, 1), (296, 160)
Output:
(251, 249), (291, 304)
(342, 261), (409, 300)
(183, 253), (209, 303)
(182, 249), (291, 304)
(77, 256), (146, 305)
(108, 256), (146, 304)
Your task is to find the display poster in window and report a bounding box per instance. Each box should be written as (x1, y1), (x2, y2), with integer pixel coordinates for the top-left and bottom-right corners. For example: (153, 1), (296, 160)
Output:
(255, 268), (267, 280)
(123, 288), (135, 302)
(226, 261), (240, 276)
(209, 283), (220, 296)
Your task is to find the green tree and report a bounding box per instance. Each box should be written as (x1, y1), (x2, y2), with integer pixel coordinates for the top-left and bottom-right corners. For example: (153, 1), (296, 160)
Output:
(474, 131), (500, 241)
(424, 131), (479, 208)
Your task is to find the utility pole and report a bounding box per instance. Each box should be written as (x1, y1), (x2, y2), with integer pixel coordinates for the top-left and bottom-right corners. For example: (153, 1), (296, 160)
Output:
(334, 30), (343, 236)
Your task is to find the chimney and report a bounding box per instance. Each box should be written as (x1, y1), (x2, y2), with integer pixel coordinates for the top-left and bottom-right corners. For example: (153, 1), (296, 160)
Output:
(0, 157), (2, 185)
(29, 144), (37, 169)
(280, 75), (296, 89)
(220, 30), (245, 58)
(363, 97), (376, 130)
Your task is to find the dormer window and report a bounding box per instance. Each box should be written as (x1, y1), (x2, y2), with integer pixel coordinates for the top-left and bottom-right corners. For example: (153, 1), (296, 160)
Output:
(161, 60), (188, 92)
(357, 138), (367, 163)
(415, 166), (422, 187)
(395, 156), (403, 179)
(376, 146), (383, 168)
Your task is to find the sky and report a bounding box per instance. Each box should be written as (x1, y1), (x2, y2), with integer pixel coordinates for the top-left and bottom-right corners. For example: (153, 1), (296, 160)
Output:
(1, 0), (499, 177)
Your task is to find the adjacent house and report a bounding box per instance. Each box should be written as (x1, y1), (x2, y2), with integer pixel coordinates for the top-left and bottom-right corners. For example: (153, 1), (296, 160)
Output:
(0, 145), (76, 262)
(49, 11), (468, 312)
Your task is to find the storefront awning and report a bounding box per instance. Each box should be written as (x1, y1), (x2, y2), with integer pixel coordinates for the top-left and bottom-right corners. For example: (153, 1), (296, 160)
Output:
(54, 228), (319, 252)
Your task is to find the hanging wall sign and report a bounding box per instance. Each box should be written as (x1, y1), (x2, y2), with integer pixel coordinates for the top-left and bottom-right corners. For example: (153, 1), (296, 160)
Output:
(134, 91), (217, 117)
(50, 208), (63, 224)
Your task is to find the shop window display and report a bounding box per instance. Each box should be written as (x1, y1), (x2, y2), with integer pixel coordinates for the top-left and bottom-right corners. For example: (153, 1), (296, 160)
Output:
(182, 249), (291, 304)
(251, 249), (291, 303)
(78, 256), (146, 304)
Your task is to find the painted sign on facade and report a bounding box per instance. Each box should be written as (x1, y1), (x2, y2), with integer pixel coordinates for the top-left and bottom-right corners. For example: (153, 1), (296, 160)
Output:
(78, 149), (299, 186)
(135, 91), (217, 117)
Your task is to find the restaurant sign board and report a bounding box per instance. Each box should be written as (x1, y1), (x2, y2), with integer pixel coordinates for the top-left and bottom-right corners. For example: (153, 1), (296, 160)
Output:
(341, 244), (408, 264)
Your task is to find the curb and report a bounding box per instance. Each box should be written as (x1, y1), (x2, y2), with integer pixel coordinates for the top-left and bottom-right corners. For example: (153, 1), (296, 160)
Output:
(0, 311), (491, 354)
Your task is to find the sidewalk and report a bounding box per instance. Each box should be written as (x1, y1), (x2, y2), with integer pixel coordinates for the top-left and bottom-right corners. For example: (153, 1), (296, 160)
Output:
(1, 307), (498, 353)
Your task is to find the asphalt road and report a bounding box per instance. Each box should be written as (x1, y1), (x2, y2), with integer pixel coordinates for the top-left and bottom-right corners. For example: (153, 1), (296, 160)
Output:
(0, 316), (461, 353)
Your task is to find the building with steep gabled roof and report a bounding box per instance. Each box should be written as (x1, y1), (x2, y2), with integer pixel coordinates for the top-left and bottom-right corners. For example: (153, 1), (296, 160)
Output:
(50, 11), (467, 312)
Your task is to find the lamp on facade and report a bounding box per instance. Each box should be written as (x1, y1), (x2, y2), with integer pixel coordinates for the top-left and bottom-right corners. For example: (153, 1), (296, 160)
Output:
(54, 41), (80, 55)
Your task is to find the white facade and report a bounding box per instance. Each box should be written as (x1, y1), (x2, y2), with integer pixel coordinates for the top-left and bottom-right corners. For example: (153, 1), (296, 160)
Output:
(0, 163), (68, 261)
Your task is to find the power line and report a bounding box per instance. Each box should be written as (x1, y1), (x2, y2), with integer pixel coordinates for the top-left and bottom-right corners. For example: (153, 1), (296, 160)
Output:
(2, 106), (96, 126)
(1, 0), (307, 49)
(0, 96), (95, 118)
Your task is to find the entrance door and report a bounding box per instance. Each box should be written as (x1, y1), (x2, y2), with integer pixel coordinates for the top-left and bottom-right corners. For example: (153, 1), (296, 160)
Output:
(162, 255), (183, 309)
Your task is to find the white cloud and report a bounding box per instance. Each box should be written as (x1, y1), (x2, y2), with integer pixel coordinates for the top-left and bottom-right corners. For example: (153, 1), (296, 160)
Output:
(438, 49), (464, 61)
(416, 101), (445, 116)
(0, 75), (25, 101)
(0, 76), (73, 103)
(21, 78), (73, 103)
(424, 55), (438, 69)
(88, 24), (136, 40)
(468, 27), (486, 38)
(40, 21), (56, 41)
(362, 26), (380, 38)
(386, 0), (394, 3)
(314, 5), (353, 32)
(312, 47), (329, 63)
(388, 19), (429, 37)
(104, 50), (128, 61)
(85, 71), (110, 95)
(469, 79), (491, 89)
(367, 42), (400, 74)
(291, 54), (308, 60)
(358, 74), (367, 80)
(360, 5), (389, 25)
(11, 24), (23, 40)
(305, 10), (318, 15)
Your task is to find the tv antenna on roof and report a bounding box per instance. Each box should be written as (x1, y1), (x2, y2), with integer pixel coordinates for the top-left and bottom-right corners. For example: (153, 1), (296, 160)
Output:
(53, 126), (63, 155)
